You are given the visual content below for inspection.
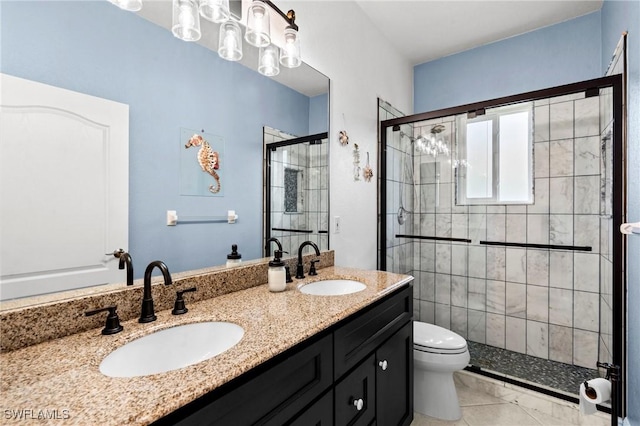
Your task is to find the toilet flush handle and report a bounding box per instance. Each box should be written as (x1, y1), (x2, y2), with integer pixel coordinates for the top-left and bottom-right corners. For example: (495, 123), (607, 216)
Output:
(378, 359), (388, 371)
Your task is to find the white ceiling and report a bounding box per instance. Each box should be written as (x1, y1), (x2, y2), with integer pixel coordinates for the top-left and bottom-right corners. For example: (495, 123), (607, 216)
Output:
(356, 0), (603, 65)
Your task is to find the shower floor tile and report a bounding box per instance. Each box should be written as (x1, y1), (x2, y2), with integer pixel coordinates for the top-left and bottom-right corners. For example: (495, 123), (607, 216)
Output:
(467, 341), (599, 395)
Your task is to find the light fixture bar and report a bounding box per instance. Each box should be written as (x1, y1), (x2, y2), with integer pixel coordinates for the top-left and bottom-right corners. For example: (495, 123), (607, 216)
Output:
(109, 0), (302, 75)
(262, 1), (297, 31)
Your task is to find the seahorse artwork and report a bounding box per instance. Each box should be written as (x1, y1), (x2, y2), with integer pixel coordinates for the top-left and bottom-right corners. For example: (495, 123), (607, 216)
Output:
(185, 133), (221, 194)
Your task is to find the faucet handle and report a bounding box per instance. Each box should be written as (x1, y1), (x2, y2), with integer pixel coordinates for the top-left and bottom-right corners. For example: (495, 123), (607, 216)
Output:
(106, 249), (126, 258)
(85, 305), (123, 335)
(172, 287), (197, 315)
(309, 259), (320, 276)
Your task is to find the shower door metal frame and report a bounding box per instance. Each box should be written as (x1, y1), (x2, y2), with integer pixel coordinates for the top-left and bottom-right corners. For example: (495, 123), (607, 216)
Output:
(264, 131), (329, 257)
(379, 75), (625, 417)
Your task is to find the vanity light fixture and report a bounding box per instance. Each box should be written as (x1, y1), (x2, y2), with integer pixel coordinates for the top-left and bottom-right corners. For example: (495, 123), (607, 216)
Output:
(172, 0), (201, 42)
(110, 0), (301, 76)
(218, 20), (244, 61)
(244, 0), (301, 75)
(279, 25), (301, 68)
(206, 0), (301, 75)
(110, 0), (143, 12)
(245, 0), (271, 47)
(258, 44), (280, 76)
(199, 0), (231, 23)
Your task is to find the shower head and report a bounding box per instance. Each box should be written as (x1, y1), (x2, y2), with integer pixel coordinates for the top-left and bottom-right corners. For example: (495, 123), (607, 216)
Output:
(430, 124), (445, 134)
(399, 131), (415, 142)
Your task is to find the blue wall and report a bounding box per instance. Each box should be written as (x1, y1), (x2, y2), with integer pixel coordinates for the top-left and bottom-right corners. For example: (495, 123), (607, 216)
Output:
(414, 11), (602, 112)
(601, 2), (640, 424)
(414, 3), (639, 423)
(309, 93), (329, 135)
(0, 1), (314, 277)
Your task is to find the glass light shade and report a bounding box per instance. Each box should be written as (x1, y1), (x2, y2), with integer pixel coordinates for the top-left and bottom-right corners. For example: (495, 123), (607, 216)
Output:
(199, 0), (230, 23)
(111, 0), (143, 11)
(279, 27), (301, 68)
(218, 20), (243, 61)
(258, 45), (280, 77)
(245, 0), (270, 47)
(172, 0), (201, 42)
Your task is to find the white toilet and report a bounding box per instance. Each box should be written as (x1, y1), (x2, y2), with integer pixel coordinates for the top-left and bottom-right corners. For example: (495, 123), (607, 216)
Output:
(413, 321), (470, 421)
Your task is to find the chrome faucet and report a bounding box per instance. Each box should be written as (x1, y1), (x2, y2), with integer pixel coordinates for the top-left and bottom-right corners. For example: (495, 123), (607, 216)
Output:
(295, 241), (320, 279)
(118, 252), (134, 286)
(139, 260), (172, 323)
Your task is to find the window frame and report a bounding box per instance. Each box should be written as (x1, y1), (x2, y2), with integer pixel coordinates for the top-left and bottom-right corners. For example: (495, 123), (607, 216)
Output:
(456, 102), (534, 205)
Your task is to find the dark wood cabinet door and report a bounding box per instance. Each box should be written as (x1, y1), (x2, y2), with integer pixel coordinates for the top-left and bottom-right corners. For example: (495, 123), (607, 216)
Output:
(376, 323), (413, 426)
(155, 284), (414, 426)
(334, 286), (413, 380)
(335, 354), (376, 426)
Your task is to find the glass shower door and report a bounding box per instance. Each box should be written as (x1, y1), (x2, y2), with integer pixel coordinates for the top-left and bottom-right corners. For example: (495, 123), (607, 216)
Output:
(264, 129), (329, 257)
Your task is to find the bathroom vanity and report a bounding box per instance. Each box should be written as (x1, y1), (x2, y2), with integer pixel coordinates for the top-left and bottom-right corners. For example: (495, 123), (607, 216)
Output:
(0, 261), (413, 426)
(156, 284), (413, 425)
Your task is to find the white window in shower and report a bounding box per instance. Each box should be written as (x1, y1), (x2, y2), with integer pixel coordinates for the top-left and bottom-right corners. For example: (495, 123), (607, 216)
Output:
(456, 102), (533, 205)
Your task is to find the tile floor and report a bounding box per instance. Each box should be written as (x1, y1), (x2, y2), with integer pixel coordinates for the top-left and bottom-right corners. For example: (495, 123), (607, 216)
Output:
(467, 341), (600, 395)
(411, 372), (611, 426)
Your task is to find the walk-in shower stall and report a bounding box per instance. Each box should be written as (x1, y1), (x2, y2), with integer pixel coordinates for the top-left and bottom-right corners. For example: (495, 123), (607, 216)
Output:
(379, 76), (625, 413)
(264, 128), (329, 257)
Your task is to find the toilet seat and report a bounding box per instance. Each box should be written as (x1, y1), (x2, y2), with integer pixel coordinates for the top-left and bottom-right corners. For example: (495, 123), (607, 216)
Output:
(413, 321), (468, 354)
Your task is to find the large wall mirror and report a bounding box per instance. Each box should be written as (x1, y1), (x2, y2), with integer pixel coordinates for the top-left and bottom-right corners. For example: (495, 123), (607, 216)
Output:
(0, 1), (328, 302)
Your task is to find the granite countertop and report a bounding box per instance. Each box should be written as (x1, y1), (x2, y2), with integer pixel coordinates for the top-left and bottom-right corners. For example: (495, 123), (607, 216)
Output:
(0, 266), (413, 425)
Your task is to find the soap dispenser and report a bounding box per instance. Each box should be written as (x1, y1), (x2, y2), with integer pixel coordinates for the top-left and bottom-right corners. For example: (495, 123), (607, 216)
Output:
(268, 250), (287, 292)
(226, 244), (242, 267)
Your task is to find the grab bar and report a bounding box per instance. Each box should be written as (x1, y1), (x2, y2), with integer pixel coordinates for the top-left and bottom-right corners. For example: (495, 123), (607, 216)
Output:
(479, 241), (591, 251)
(166, 210), (238, 225)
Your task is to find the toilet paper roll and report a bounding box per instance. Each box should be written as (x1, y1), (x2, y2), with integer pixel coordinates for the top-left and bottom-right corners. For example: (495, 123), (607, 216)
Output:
(579, 378), (611, 415)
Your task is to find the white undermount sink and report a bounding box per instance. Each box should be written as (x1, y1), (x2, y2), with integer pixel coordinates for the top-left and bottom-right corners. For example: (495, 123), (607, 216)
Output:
(99, 321), (244, 378)
(298, 279), (366, 296)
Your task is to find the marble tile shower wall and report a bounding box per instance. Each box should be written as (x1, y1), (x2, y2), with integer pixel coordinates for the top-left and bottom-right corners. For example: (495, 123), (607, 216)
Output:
(265, 128), (328, 255)
(411, 92), (612, 370)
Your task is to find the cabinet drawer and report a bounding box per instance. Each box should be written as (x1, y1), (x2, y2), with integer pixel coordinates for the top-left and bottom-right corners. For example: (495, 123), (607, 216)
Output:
(334, 285), (412, 379)
(288, 390), (333, 426)
(335, 354), (375, 426)
(165, 333), (333, 426)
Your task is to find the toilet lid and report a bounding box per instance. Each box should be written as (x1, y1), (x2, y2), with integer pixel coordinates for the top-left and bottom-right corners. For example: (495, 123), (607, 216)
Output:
(413, 321), (467, 353)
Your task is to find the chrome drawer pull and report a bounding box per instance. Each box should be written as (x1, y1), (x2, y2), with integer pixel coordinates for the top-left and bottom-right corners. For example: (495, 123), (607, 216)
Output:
(353, 398), (364, 411)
